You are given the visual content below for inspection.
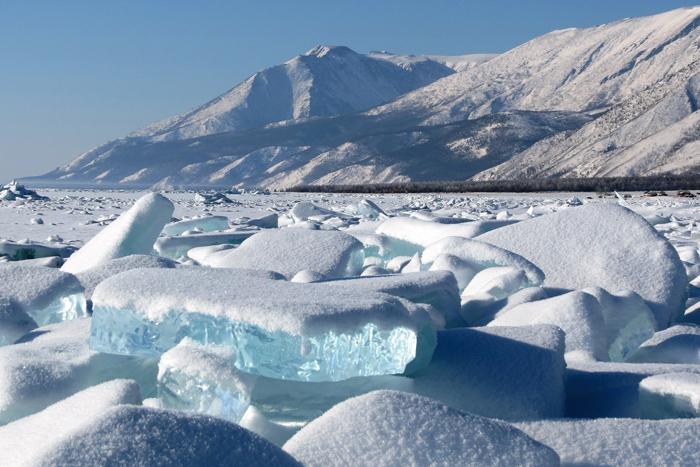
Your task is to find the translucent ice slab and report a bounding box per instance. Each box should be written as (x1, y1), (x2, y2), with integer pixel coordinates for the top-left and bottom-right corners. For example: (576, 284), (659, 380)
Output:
(90, 269), (434, 382)
(27, 292), (88, 327)
(158, 339), (252, 423)
(92, 307), (420, 382)
(639, 373), (700, 419)
(162, 215), (230, 236)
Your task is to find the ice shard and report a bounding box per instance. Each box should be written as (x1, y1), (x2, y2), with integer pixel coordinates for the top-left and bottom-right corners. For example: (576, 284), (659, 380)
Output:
(158, 338), (253, 423)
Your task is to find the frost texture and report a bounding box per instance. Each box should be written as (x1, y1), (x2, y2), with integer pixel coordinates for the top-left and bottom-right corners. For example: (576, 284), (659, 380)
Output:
(92, 307), (419, 382)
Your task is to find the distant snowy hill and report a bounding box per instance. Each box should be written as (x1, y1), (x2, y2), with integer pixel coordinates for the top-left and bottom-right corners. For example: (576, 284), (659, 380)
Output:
(26, 6), (700, 188)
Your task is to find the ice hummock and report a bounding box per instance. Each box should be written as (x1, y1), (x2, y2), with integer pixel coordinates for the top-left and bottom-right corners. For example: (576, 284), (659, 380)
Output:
(639, 373), (700, 419)
(90, 268), (436, 382)
(201, 228), (364, 279)
(154, 228), (257, 260)
(61, 193), (174, 274)
(158, 338), (253, 423)
(283, 390), (560, 467)
(478, 203), (688, 329)
(0, 263), (87, 332)
(162, 215), (230, 236)
(0, 298), (35, 346)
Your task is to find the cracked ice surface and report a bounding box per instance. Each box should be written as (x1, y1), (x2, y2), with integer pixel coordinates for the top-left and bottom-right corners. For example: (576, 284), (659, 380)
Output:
(90, 268), (436, 381)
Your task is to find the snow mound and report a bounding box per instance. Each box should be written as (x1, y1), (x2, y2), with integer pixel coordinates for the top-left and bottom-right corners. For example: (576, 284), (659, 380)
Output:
(516, 417), (700, 467)
(410, 325), (566, 420)
(202, 228), (364, 279)
(490, 290), (608, 361)
(62, 193), (174, 274)
(283, 390), (560, 467)
(40, 405), (302, 467)
(0, 380), (141, 467)
(0, 318), (156, 425)
(478, 203), (687, 328)
(628, 324), (700, 364)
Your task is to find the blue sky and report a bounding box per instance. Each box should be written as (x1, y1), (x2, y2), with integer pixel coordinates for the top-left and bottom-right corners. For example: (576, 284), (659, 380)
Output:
(1, 0), (699, 179)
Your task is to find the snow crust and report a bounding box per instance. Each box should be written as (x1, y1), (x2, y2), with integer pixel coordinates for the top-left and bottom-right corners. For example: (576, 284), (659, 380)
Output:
(283, 390), (560, 467)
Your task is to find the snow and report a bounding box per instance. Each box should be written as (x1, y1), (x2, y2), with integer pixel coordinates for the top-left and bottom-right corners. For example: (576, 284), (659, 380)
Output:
(409, 325), (566, 420)
(639, 373), (700, 419)
(478, 203), (687, 328)
(0, 318), (156, 425)
(516, 418), (700, 467)
(201, 228), (364, 279)
(61, 193), (174, 274)
(0, 380), (142, 467)
(283, 390), (560, 467)
(39, 405), (302, 467)
(75, 254), (177, 300)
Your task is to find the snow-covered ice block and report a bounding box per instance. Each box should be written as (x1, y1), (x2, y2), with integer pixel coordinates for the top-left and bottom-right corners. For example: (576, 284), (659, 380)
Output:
(428, 253), (479, 291)
(462, 286), (548, 327)
(409, 325), (566, 420)
(283, 390), (560, 467)
(461, 266), (529, 299)
(385, 255), (413, 272)
(565, 359), (700, 418)
(639, 373), (700, 419)
(201, 228), (364, 279)
(344, 199), (386, 218)
(0, 380), (142, 467)
(516, 418), (700, 467)
(75, 254), (177, 300)
(290, 201), (350, 223)
(194, 192), (233, 204)
(158, 338), (253, 423)
(401, 252), (421, 273)
(0, 297), (35, 346)
(317, 271), (458, 328)
(91, 268), (436, 381)
(0, 318), (157, 425)
(628, 324), (700, 364)
(478, 203), (687, 328)
(251, 374), (415, 426)
(240, 405), (300, 447)
(154, 228), (256, 260)
(422, 236), (544, 287)
(186, 243), (237, 263)
(40, 405), (302, 467)
(490, 290), (609, 361)
(0, 263), (87, 327)
(246, 212), (279, 229)
(62, 193), (174, 274)
(584, 287), (657, 361)
(0, 241), (70, 261)
(376, 216), (517, 250)
(162, 215), (230, 235)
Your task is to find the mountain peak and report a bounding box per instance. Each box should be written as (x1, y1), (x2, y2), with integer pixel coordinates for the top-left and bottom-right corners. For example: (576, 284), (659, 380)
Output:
(303, 45), (356, 58)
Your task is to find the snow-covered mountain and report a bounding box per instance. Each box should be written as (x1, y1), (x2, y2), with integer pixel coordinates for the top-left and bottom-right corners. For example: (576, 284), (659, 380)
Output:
(127, 46), (461, 142)
(26, 6), (700, 188)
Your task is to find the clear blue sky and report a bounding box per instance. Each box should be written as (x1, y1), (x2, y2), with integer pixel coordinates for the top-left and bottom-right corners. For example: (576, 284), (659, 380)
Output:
(1, 0), (699, 179)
